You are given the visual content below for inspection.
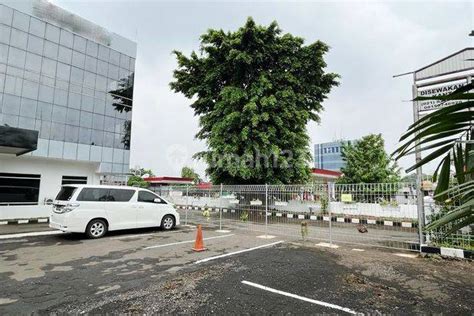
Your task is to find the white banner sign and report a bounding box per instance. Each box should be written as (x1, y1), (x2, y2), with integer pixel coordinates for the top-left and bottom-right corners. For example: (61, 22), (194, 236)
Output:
(417, 81), (468, 112)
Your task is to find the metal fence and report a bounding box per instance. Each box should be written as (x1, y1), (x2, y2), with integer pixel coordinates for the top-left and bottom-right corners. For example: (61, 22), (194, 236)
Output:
(152, 183), (472, 252)
(424, 187), (473, 250)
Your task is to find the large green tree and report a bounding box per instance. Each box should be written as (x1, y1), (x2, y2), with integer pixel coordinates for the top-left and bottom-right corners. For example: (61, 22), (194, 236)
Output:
(170, 18), (338, 184)
(338, 134), (400, 184)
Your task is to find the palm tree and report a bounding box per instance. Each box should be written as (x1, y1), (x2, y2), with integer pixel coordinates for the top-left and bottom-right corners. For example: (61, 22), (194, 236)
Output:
(393, 83), (474, 234)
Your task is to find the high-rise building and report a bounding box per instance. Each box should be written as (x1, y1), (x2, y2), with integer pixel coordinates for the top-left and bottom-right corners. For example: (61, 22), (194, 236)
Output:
(0, 0), (136, 219)
(314, 140), (356, 171)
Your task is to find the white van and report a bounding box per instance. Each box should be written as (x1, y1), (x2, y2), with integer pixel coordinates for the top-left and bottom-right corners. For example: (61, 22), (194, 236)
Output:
(49, 185), (180, 238)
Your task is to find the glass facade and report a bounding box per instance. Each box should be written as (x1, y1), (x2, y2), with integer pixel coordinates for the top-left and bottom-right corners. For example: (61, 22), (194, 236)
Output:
(0, 3), (135, 174)
(314, 140), (357, 171)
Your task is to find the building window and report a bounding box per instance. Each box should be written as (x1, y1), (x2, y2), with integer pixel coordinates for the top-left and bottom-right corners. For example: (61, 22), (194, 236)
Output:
(0, 173), (40, 205)
(61, 176), (87, 185)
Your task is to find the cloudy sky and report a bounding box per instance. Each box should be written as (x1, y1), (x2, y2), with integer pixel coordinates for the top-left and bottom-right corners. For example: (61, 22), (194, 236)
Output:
(55, 0), (473, 179)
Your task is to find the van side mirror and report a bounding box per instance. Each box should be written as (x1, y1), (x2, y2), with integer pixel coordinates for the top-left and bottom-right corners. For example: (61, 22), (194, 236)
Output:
(153, 198), (162, 203)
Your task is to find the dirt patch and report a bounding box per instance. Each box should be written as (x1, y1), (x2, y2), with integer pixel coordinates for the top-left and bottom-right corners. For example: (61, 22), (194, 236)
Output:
(68, 262), (235, 314)
(311, 244), (473, 313)
(344, 273), (366, 285)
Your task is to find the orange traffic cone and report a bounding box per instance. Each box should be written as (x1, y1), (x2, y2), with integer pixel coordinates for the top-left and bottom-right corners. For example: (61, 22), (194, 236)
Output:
(192, 224), (207, 252)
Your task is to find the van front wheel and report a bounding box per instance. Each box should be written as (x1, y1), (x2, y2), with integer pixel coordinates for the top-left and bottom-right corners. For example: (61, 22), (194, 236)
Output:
(161, 215), (175, 230)
(86, 219), (108, 238)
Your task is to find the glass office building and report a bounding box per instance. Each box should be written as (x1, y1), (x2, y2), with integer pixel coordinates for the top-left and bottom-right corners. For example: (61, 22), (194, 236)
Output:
(0, 0), (136, 219)
(314, 140), (356, 171)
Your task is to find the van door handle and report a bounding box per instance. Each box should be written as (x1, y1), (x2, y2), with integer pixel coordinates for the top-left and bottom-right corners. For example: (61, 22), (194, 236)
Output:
(138, 206), (144, 209)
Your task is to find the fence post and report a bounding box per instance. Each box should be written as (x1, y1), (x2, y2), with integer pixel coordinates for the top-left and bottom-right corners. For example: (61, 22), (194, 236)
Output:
(328, 182), (333, 246)
(265, 183), (268, 238)
(185, 185), (189, 226)
(219, 183), (223, 231)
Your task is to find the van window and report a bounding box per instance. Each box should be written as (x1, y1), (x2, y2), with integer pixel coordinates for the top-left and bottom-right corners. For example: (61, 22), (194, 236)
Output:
(108, 189), (135, 202)
(138, 191), (166, 204)
(56, 186), (77, 201)
(77, 188), (109, 201)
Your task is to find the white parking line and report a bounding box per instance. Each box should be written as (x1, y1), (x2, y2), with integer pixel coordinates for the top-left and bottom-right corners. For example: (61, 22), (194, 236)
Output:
(316, 242), (339, 249)
(194, 240), (284, 264)
(143, 234), (235, 249)
(0, 231), (65, 240)
(241, 280), (361, 315)
(394, 253), (418, 258)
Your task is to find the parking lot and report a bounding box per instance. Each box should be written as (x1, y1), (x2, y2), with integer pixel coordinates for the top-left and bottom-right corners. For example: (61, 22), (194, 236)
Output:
(0, 224), (472, 314)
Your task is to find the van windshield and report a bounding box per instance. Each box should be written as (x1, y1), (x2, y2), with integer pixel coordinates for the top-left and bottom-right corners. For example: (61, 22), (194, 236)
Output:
(56, 187), (77, 201)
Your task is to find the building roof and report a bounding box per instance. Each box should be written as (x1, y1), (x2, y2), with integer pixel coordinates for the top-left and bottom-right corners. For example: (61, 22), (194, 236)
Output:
(414, 47), (474, 81)
(311, 168), (342, 179)
(143, 176), (194, 185)
(314, 139), (356, 146)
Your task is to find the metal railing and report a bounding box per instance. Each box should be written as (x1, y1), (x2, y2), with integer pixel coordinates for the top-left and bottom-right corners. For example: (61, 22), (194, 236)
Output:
(424, 188), (473, 250)
(153, 183), (472, 252)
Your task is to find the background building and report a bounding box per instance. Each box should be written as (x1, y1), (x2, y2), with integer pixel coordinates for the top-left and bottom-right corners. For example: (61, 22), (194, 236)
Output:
(314, 140), (356, 171)
(0, 0), (136, 220)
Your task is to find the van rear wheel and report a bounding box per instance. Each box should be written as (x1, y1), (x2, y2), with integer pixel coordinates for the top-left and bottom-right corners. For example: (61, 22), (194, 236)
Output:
(161, 215), (175, 230)
(86, 219), (107, 238)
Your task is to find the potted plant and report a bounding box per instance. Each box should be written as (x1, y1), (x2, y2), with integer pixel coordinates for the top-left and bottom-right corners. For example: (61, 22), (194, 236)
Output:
(240, 210), (249, 222)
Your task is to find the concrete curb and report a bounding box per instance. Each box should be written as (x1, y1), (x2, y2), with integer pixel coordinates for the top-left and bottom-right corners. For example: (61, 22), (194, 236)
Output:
(421, 245), (473, 259)
(0, 218), (49, 225)
(175, 205), (417, 228)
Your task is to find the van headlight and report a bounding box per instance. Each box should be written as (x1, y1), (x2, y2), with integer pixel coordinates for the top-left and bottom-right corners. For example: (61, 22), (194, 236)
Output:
(63, 203), (80, 213)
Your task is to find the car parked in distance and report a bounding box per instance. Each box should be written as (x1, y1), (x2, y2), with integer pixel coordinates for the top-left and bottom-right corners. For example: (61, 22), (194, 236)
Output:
(50, 185), (180, 238)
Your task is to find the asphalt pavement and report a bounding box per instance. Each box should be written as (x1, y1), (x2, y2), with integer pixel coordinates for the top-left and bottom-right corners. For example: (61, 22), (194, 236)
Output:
(0, 226), (472, 314)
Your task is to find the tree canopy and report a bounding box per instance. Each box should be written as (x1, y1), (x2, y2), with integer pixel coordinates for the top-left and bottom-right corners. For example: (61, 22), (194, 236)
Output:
(170, 18), (339, 184)
(127, 167), (154, 188)
(338, 134), (400, 184)
(181, 166), (202, 184)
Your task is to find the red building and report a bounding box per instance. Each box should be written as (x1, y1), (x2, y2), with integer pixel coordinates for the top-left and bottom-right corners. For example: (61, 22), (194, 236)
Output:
(143, 176), (194, 187)
(311, 168), (342, 182)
